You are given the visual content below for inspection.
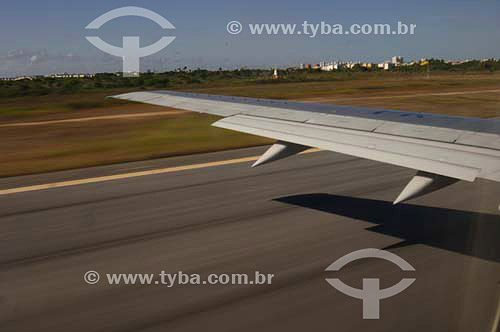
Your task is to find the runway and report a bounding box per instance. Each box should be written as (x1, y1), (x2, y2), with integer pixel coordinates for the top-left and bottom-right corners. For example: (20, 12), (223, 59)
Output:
(0, 146), (499, 332)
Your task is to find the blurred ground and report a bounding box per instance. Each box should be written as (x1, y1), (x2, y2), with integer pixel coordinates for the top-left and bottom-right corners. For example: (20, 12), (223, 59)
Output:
(1, 72), (499, 177)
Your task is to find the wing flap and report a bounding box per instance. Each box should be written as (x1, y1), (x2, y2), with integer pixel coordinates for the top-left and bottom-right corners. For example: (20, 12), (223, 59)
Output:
(456, 132), (500, 150)
(375, 122), (463, 143)
(306, 114), (383, 132)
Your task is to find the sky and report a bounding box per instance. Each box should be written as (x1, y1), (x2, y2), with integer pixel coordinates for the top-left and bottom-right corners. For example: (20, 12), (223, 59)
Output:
(0, 0), (499, 76)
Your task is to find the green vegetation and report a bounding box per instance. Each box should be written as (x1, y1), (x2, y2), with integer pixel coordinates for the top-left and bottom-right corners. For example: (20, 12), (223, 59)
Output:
(2, 59), (500, 99)
(0, 114), (272, 177)
(398, 59), (500, 73)
(0, 69), (271, 98)
(0, 91), (132, 120)
(3, 70), (499, 123)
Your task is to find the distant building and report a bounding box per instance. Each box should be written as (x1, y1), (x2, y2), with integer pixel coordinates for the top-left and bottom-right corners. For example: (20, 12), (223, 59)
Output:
(319, 61), (349, 71)
(320, 61), (334, 71)
(391, 56), (404, 65)
(14, 76), (33, 81)
(376, 62), (394, 70)
(384, 63), (394, 70)
(402, 61), (417, 66)
(1, 76), (35, 81)
(300, 55), (458, 72)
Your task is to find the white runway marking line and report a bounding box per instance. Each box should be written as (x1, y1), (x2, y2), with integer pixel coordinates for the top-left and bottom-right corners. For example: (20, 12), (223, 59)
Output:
(0, 149), (320, 195)
(0, 110), (188, 128)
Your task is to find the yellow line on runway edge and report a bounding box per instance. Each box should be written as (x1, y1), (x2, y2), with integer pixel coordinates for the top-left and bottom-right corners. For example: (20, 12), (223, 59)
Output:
(0, 149), (320, 196)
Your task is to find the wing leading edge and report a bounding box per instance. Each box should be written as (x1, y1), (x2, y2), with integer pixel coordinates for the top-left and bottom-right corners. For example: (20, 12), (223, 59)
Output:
(113, 90), (500, 209)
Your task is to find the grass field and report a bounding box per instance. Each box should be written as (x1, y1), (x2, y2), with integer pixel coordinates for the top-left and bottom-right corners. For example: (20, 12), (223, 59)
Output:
(1, 71), (499, 177)
(0, 113), (271, 176)
(187, 72), (500, 100)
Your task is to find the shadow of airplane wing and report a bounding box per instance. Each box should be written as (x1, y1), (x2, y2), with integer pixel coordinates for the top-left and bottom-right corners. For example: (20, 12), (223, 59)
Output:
(275, 194), (500, 263)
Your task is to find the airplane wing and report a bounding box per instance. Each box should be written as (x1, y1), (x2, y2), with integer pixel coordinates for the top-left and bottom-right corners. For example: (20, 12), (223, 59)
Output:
(112, 90), (500, 208)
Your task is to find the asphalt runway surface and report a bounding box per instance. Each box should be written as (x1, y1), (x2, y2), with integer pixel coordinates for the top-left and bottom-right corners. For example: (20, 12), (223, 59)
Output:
(0, 146), (499, 332)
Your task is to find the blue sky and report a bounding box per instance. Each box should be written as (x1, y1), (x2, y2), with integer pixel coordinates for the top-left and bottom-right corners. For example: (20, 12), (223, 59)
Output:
(1, 0), (498, 75)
